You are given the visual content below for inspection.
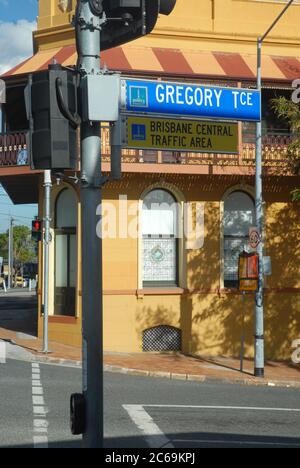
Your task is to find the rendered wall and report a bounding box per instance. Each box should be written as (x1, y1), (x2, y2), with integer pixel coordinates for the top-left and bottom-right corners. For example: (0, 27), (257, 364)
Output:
(35, 0), (300, 56)
(38, 175), (300, 360)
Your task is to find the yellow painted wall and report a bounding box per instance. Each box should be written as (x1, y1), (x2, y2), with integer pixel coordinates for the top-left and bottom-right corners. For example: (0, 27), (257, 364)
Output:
(38, 175), (300, 360)
(35, 0), (300, 56)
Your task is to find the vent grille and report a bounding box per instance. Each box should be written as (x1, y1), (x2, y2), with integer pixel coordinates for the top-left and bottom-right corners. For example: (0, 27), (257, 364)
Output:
(143, 325), (181, 352)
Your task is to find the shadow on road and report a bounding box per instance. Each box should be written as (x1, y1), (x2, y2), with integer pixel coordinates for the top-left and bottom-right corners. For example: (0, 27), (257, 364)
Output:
(0, 292), (38, 337)
(2, 432), (300, 448)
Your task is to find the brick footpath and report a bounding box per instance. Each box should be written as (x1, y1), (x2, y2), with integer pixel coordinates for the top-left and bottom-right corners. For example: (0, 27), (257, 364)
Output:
(1, 326), (300, 388)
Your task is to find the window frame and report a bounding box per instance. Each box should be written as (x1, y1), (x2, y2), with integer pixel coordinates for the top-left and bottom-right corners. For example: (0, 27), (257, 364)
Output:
(53, 187), (78, 317)
(220, 186), (256, 290)
(141, 188), (180, 289)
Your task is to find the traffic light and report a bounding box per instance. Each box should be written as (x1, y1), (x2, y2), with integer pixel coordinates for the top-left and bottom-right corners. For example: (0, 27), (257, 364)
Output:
(32, 218), (43, 242)
(95, 0), (177, 50)
(25, 64), (79, 170)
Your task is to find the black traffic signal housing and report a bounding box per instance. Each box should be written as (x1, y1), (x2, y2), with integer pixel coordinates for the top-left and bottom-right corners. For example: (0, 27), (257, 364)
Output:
(25, 64), (79, 170)
(32, 218), (43, 242)
(99, 0), (177, 50)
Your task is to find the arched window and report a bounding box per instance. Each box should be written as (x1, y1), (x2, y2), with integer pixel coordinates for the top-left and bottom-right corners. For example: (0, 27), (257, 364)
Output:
(54, 188), (77, 316)
(142, 189), (178, 287)
(224, 191), (255, 288)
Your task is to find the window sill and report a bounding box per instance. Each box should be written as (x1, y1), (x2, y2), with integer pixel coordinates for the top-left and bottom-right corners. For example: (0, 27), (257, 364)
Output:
(137, 288), (185, 296)
(48, 316), (78, 324)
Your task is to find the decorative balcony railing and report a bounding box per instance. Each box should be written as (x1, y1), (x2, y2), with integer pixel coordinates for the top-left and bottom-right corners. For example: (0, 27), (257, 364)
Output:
(0, 132), (28, 166)
(0, 129), (295, 171)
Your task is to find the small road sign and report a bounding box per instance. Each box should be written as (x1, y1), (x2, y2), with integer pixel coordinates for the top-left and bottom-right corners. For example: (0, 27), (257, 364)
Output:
(0, 79), (6, 104)
(121, 79), (261, 122)
(123, 115), (238, 154)
(249, 227), (261, 249)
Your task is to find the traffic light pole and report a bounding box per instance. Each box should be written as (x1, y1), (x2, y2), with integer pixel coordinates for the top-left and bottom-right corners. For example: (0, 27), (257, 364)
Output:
(42, 170), (52, 354)
(76, 0), (103, 448)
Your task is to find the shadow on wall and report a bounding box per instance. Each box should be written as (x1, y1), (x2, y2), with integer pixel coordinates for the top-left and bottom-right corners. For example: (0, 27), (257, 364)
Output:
(135, 200), (300, 361)
(264, 202), (300, 360)
(188, 201), (300, 361)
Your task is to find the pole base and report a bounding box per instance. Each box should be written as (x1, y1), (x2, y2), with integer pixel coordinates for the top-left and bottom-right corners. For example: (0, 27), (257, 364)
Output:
(254, 368), (264, 378)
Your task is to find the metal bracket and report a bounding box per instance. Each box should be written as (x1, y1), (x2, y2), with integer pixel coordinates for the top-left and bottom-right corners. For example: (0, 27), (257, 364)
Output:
(80, 174), (109, 188)
(254, 334), (264, 340)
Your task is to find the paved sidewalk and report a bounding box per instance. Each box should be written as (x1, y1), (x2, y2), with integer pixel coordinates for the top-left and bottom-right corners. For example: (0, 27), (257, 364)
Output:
(1, 326), (300, 388)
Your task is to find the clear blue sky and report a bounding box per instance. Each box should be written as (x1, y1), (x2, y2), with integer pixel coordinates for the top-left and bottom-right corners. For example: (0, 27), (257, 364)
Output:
(0, 0), (38, 233)
(0, 0), (38, 23)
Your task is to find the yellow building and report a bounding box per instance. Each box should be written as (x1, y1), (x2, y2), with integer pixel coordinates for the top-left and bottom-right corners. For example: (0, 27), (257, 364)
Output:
(0, 0), (299, 359)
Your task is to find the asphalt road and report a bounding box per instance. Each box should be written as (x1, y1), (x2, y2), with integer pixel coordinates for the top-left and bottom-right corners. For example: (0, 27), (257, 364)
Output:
(0, 291), (38, 337)
(1, 355), (300, 449)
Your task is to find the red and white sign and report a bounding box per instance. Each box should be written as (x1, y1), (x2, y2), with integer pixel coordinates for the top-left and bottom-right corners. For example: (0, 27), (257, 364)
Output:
(249, 227), (261, 249)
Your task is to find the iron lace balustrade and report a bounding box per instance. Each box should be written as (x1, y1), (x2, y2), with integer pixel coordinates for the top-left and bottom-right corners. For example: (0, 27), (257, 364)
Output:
(0, 131), (28, 167)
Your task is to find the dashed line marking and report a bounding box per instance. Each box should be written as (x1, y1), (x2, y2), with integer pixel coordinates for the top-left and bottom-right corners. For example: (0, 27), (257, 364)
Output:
(31, 363), (49, 448)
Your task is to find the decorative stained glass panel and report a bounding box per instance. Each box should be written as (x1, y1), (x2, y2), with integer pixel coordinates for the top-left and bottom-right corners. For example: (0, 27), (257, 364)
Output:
(143, 238), (177, 283)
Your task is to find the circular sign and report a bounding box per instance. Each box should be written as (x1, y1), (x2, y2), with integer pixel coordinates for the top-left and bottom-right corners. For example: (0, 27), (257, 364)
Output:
(249, 228), (261, 249)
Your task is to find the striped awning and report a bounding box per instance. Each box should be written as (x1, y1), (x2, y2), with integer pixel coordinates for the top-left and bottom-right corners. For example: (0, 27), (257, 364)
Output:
(2, 44), (300, 82)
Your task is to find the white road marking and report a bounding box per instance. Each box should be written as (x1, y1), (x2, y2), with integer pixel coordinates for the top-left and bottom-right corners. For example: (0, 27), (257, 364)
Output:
(32, 387), (44, 395)
(32, 395), (45, 406)
(141, 404), (300, 412)
(0, 341), (6, 364)
(32, 381), (42, 387)
(33, 406), (48, 416)
(124, 404), (300, 449)
(123, 404), (174, 449)
(32, 364), (49, 448)
(173, 438), (300, 447)
(33, 436), (48, 448)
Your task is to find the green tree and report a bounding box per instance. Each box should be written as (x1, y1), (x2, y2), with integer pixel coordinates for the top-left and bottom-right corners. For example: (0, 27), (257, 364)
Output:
(0, 232), (8, 259)
(0, 225), (37, 270)
(271, 96), (300, 201)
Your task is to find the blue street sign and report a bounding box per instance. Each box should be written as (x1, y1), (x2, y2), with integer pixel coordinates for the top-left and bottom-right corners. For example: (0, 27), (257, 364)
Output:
(121, 79), (261, 122)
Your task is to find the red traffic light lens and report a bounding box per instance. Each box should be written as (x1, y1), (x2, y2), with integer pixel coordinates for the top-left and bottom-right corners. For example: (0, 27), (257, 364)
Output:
(32, 219), (42, 232)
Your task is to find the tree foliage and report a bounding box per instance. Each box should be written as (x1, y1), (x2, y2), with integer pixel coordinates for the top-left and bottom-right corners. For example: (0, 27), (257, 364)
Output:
(271, 96), (300, 201)
(0, 225), (37, 268)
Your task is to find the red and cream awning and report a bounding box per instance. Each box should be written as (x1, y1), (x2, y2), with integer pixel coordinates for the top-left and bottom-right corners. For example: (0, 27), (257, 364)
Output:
(2, 44), (300, 82)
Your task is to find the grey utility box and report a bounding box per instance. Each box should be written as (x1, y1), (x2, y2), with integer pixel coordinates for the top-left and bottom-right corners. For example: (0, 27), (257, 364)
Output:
(81, 74), (120, 122)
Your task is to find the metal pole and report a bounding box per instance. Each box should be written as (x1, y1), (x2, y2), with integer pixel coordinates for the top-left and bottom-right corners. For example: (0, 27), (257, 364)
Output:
(8, 218), (13, 290)
(261, 0), (295, 43)
(255, 39), (264, 378)
(43, 170), (52, 354)
(240, 292), (246, 373)
(76, 0), (103, 448)
(255, 0), (294, 378)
